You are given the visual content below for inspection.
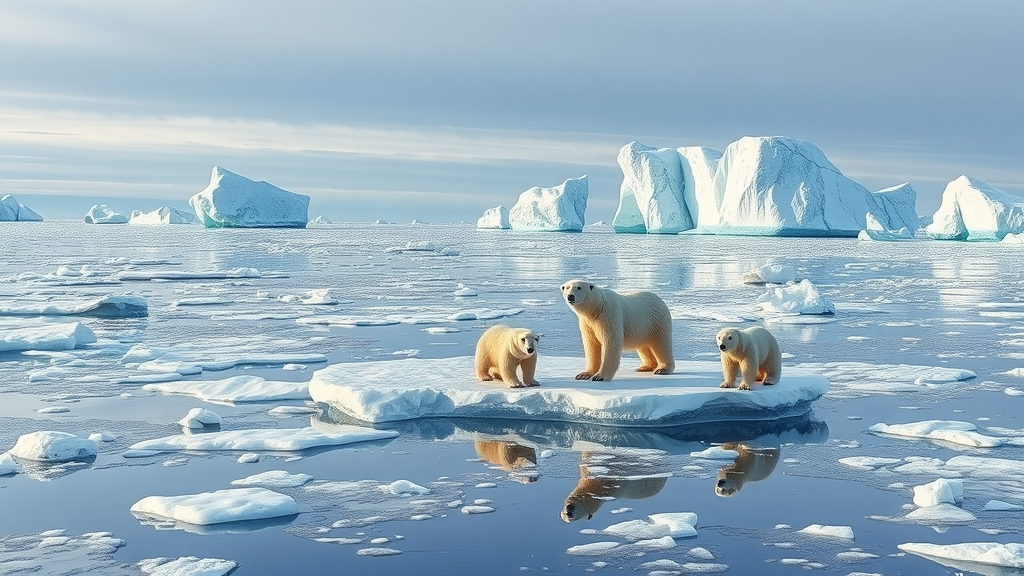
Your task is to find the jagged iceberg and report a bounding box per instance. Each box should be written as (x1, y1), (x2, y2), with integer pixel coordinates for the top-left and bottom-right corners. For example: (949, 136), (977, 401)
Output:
(189, 167), (310, 229)
(84, 204), (128, 224)
(509, 176), (587, 232)
(477, 205), (510, 229)
(129, 207), (197, 225)
(0, 195), (43, 221)
(925, 175), (1024, 241)
(612, 136), (919, 237)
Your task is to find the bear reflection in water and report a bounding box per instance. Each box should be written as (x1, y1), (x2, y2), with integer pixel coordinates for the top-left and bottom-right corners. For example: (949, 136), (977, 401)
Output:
(561, 451), (668, 522)
(714, 443), (780, 497)
(474, 439), (539, 483)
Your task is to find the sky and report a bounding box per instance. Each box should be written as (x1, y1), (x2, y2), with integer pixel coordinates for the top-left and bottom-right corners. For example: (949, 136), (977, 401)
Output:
(1, 0), (1022, 224)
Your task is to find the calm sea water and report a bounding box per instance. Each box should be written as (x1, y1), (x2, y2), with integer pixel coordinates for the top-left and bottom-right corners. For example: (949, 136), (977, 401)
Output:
(1, 220), (1023, 575)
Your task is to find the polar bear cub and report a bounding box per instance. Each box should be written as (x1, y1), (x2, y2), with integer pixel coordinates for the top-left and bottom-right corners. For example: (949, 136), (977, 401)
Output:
(560, 279), (674, 382)
(475, 324), (541, 388)
(716, 326), (782, 391)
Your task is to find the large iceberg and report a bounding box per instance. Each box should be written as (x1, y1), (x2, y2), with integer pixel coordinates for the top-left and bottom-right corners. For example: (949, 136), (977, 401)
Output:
(189, 167), (310, 229)
(925, 175), (1024, 241)
(509, 176), (587, 232)
(611, 136), (919, 237)
(0, 195), (43, 221)
(129, 207), (197, 225)
(84, 204), (128, 224)
(308, 356), (829, 426)
(477, 205), (510, 229)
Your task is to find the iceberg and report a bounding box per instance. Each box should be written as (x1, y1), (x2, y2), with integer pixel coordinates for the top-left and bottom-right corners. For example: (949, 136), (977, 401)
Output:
(858, 210), (915, 241)
(611, 136), (919, 237)
(129, 207), (197, 225)
(477, 205), (510, 229)
(613, 142), (691, 234)
(84, 204), (128, 224)
(307, 356), (829, 426)
(925, 175), (1024, 241)
(756, 279), (836, 315)
(0, 194), (43, 221)
(509, 176), (587, 232)
(307, 215), (334, 226)
(189, 166), (310, 228)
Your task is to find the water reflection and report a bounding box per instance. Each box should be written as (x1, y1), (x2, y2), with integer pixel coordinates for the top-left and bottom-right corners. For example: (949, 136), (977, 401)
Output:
(474, 438), (538, 483)
(713, 444), (780, 497)
(561, 451), (668, 522)
(132, 513), (299, 535)
(11, 455), (96, 482)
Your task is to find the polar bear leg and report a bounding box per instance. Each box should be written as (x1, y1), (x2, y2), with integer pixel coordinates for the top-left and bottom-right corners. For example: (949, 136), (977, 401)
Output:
(498, 357), (524, 387)
(520, 355), (540, 387)
(650, 338), (674, 375)
(761, 351), (782, 385)
(720, 355), (739, 388)
(636, 346), (657, 372)
(739, 359), (758, 390)
(487, 366), (504, 382)
(577, 322), (601, 380)
(594, 329), (621, 382)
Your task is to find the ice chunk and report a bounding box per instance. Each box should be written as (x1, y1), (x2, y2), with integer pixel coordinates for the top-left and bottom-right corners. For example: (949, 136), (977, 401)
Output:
(189, 166), (310, 228)
(177, 408), (222, 429)
(308, 356), (829, 426)
(129, 207), (198, 225)
(0, 452), (18, 475)
(0, 322), (97, 352)
(138, 556), (237, 576)
(797, 524), (854, 539)
(476, 205), (510, 229)
(84, 204), (128, 224)
(649, 512), (699, 538)
(925, 175), (1024, 241)
(143, 376), (309, 403)
(130, 487), (298, 525)
(125, 426), (397, 455)
(913, 478), (964, 507)
(743, 263), (797, 285)
(508, 176), (587, 232)
(984, 500), (1024, 511)
(0, 295), (148, 318)
(384, 480), (430, 495)
(8, 431), (97, 462)
(231, 470), (313, 488)
(756, 279), (836, 315)
(602, 519), (671, 540)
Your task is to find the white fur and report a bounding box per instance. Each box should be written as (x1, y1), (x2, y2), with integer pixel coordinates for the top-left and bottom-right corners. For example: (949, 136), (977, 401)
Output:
(474, 324), (541, 388)
(560, 279), (674, 382)
(714, 443), (780, 497)
(716, 326), (782, 390)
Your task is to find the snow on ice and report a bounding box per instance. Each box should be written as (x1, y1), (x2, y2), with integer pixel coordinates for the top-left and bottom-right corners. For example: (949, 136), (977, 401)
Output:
(189, 166), (310, 228)
(308, 356), (828, 425)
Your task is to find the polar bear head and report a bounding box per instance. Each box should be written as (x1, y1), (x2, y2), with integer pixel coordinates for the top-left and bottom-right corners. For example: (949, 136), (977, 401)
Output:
(715, 469), (744, 497)
(560, 279), (595, 307)
(510, 328), (541, 359)
(716, 327), (742, 353)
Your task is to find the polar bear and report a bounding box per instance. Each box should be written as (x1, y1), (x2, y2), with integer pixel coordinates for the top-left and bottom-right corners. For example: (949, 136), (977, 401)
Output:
(714, 443), (780, 497)
(560, 279), (674, 382)
(475, 324), (541, 388)
(474, 439), (538, 483)
(560, 451), (668, 522)
(716, 325), (782, 390)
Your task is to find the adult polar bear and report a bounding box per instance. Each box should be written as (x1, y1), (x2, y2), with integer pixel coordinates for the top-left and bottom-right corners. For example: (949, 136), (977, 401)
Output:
(560, 279), (674, 381)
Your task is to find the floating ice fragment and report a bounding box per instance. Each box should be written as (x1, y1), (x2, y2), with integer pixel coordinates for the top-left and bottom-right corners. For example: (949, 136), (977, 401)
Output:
(913, 478), (964, 507)
(899, 541), (1024, 569)
(177, 408), (222, 429)
(384, 480), (430, 495)
(131, 487), (298, 525)
(237, 453), (260, 464)
(461, 506), (495, 514)
(798, 524), (855, 539)
(356, 547), (403, 556)
(985, 500), (1024, 511)
(138, 556), (237, 576)
(231, 470), (313, 488)
(8, 431), (97, 462)
(869, 420), (1008, 448)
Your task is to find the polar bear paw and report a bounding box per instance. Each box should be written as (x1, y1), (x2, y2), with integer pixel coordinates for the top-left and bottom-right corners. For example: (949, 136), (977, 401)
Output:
(575, 372), (594, 380)
(653, 368), (671, 375)
(738, 382), (751, 391)
(719, 381), (735, 389)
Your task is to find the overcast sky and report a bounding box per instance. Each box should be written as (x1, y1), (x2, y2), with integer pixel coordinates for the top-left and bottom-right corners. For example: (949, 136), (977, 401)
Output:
(2, 0), (1021, 223)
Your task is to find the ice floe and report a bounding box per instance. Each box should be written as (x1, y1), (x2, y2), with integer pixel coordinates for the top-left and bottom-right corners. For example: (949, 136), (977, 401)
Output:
(124, 426), (397, 456)
(189, 166), (310, 228)
(0, 531), (126, 574)
(231, 470), (313, 488)
(797, 524), (855, 539)
(743, 262), (797, 285)
(913, 478), (964, 507)
(144, 375), (310, 403)
(868, 420), (1015, 448)
(7, 431), (97, 462)
(177, 408), (222, 429)
(131, 487), (299, 526)
(0, 321), (97, 352)
(138, 556), (237, 576)
(308, 356), (829, 426)
(0, 294), (147, 317)
(899, 542), (1024, 570)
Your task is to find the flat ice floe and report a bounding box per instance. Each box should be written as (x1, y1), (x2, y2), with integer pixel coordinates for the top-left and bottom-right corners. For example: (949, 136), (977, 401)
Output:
(0, 321), (97, 352)
(144, 375), (310, 403)
(797, 361), (975, 398)
(138, 556), (237, 576)
(308, 356), (828, 426)
(7, 431), (98, 462)
(868, 420), (1019, 448)
(124, 426), (397, 456)
(131, 487), (298, 526)
(0, 294), (147, 317)
(899, 542), (1024, 570)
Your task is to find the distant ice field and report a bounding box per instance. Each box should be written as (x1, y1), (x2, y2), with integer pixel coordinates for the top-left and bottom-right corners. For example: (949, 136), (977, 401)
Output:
(2, 221), (1024, 576)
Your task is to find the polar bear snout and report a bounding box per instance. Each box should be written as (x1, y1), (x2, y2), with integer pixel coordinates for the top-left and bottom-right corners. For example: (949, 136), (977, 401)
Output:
(719, 343), (727, 351)
(566, 293), (576, 304)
